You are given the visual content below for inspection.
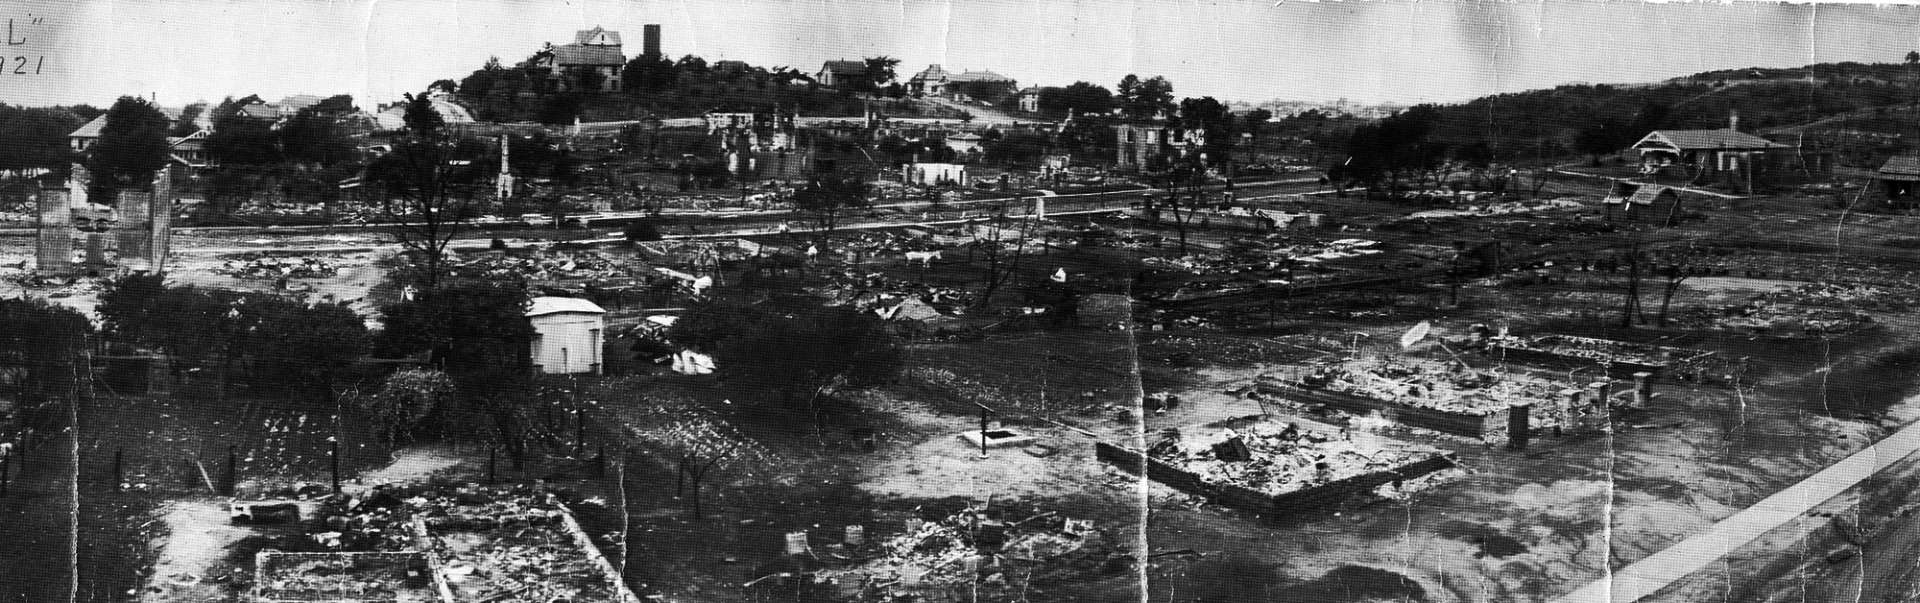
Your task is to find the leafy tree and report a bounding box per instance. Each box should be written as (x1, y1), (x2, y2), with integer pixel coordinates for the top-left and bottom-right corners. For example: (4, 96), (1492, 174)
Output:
(206, 96), (282, 166)
(1118, 74), (1175, 120)
(428, 79), (459, 95)
(313, 94), (356, 114)
(0, 105), (84, 171)
(374, 278), (536, 452)
(1573, 118), (1628, 165)
(401, 92), (446, 137)
(861, 56), (901, 93)
(0, 298), (92, 431)
(623, 54), (679, 93)
(169, 102), (207, 137)
(985, 131), (1051, 166)
(670, 296), (901, 410)
(279, 106), (357, 166)
(1907, 50), (1918, 65)
(238, 296), (369, 399)
(1176, 96), (1237, 165)
(675, 55), (709, 75)
(1037, 81), (1116, 118)
(791, 171), (872, 239)
(353, 368), (457, 444)
(1333, 104), (1445, 195)
(85, 96), (172, 201)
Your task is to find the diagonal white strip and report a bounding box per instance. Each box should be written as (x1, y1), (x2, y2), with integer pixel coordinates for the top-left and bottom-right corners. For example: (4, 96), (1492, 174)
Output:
(1556, 424), (1920, 602)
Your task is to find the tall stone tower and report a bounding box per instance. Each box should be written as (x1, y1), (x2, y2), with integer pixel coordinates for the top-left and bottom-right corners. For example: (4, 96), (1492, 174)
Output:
(642, 24), (661, 59)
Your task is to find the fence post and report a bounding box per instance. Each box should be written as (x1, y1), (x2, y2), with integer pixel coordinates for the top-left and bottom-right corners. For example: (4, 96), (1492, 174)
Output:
(595, 445), (607, 479)
(224, 445), (237, 497)
(1, 452), (10, 496)
(488, 448), (497, 485)
(113, 448), (123, 488)
(330, 440), (341, 494)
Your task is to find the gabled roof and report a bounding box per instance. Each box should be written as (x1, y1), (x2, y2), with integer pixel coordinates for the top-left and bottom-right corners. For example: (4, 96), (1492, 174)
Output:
(575, 26), (622, 46)
(950, 70), (1013, 83)
(527, 296), (607, 317)
(1018, 86), (1041, 94)
(551, 44), (626, 66)
(947, 132), (984, 141)
(1633, 129), (1789, 152)
(1879, 154), (1920, 181)
(69, 114), (108, 139)
(279, 95), (325, 111)
(237, 103), (284, 120)
(910, 64), (949, 82)
(820, 60), (867, 74)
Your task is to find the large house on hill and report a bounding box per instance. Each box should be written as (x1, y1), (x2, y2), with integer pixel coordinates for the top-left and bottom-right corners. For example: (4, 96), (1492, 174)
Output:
(540, 26), (626, 93)
(816, 60), (868, 88)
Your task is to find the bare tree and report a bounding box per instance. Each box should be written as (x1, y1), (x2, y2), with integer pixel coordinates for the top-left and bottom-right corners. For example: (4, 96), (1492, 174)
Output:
(1654, 241), (1701, 327)
(968, 215), (1040, 309)
(648, 416), (770, 520)
(366, 98), (487, 286)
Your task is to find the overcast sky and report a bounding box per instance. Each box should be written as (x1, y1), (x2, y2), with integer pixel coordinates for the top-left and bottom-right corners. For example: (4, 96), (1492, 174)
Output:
(8, 0), (1920, 111)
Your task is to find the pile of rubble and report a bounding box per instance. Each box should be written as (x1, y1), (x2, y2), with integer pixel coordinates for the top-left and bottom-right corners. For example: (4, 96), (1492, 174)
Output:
(1763, 282), (1916, 312)
(214, 255), (341, 280)
(447, 250), (634, 281)
(1403, 198), (1580, 220)
(1486, 333), (1714, 368)
(1145, 419), (1438, 496)
(1288, 357), (1566, 416)
(814, 271), (974, 313)
(811, 502), (1121, 602)
(1681, 301), (1874, 337)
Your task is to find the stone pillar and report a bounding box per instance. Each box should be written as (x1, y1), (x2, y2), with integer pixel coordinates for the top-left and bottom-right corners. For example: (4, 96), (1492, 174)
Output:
(84, 233), (109, 268)
(150, 169), (172, 270)
(1507, 402), (1531, 451)
(113, 170), (171, 274)
(1587, 381), (1614, 431)
(34, 186), (71, 273)
(1632, 372), (1655, 408)
(1559, 388), (1583, 435)
(115, 188), (152, 272)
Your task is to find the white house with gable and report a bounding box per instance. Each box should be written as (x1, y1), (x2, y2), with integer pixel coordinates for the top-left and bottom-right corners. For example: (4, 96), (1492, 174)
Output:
(527, 296), (607, 374)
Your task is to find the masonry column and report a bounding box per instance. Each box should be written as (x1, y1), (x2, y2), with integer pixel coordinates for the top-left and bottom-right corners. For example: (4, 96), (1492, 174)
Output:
(34, 185), (71, 274)
(114, 187), (151, 272)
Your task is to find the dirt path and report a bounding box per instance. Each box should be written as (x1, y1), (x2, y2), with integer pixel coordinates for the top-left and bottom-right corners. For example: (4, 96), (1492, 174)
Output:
(1555, 405), (1920, 602)
(140, 499), (249, 603)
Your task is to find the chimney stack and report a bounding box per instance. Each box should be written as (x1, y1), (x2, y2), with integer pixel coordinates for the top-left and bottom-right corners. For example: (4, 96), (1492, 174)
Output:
(1728, 109), (1740, 132)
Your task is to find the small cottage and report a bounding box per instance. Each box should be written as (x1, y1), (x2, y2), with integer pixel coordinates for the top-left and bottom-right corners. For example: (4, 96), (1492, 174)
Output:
(1602, 182), (1683, 227)
(1876, 154), (1920, 207)
(527, 296), (607, 375)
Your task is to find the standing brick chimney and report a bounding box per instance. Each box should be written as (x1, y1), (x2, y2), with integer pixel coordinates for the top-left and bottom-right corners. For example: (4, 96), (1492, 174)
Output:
(1728, 109), (1740, 132)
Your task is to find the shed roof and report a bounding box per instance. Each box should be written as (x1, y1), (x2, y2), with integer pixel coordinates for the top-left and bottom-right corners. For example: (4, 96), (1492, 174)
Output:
(910, 64), (950, 81)
(1879, 154), (1920, 181)
(950, 70), (1013, 83)
(527, 296), (607, 317)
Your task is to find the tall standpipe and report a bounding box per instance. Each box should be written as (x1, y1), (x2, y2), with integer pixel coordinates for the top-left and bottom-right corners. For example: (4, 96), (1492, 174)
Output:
(34, 184), (72, 274)
(643, 24), (661, 59)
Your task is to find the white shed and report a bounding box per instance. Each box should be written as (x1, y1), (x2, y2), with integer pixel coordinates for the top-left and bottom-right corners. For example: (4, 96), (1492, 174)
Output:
(527, 296), (607, 375)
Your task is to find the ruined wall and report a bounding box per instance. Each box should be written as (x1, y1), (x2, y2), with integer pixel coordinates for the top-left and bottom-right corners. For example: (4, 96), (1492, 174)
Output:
(34, 186), (71, 273)
(111, 170), (171, 273)
(1095, 442), (1457, 517)
(1254, 381), (1511, 443)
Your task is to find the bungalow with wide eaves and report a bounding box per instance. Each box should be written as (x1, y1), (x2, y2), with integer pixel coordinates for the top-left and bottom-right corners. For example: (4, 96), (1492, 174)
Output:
(1628, 113), (1830, 189)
